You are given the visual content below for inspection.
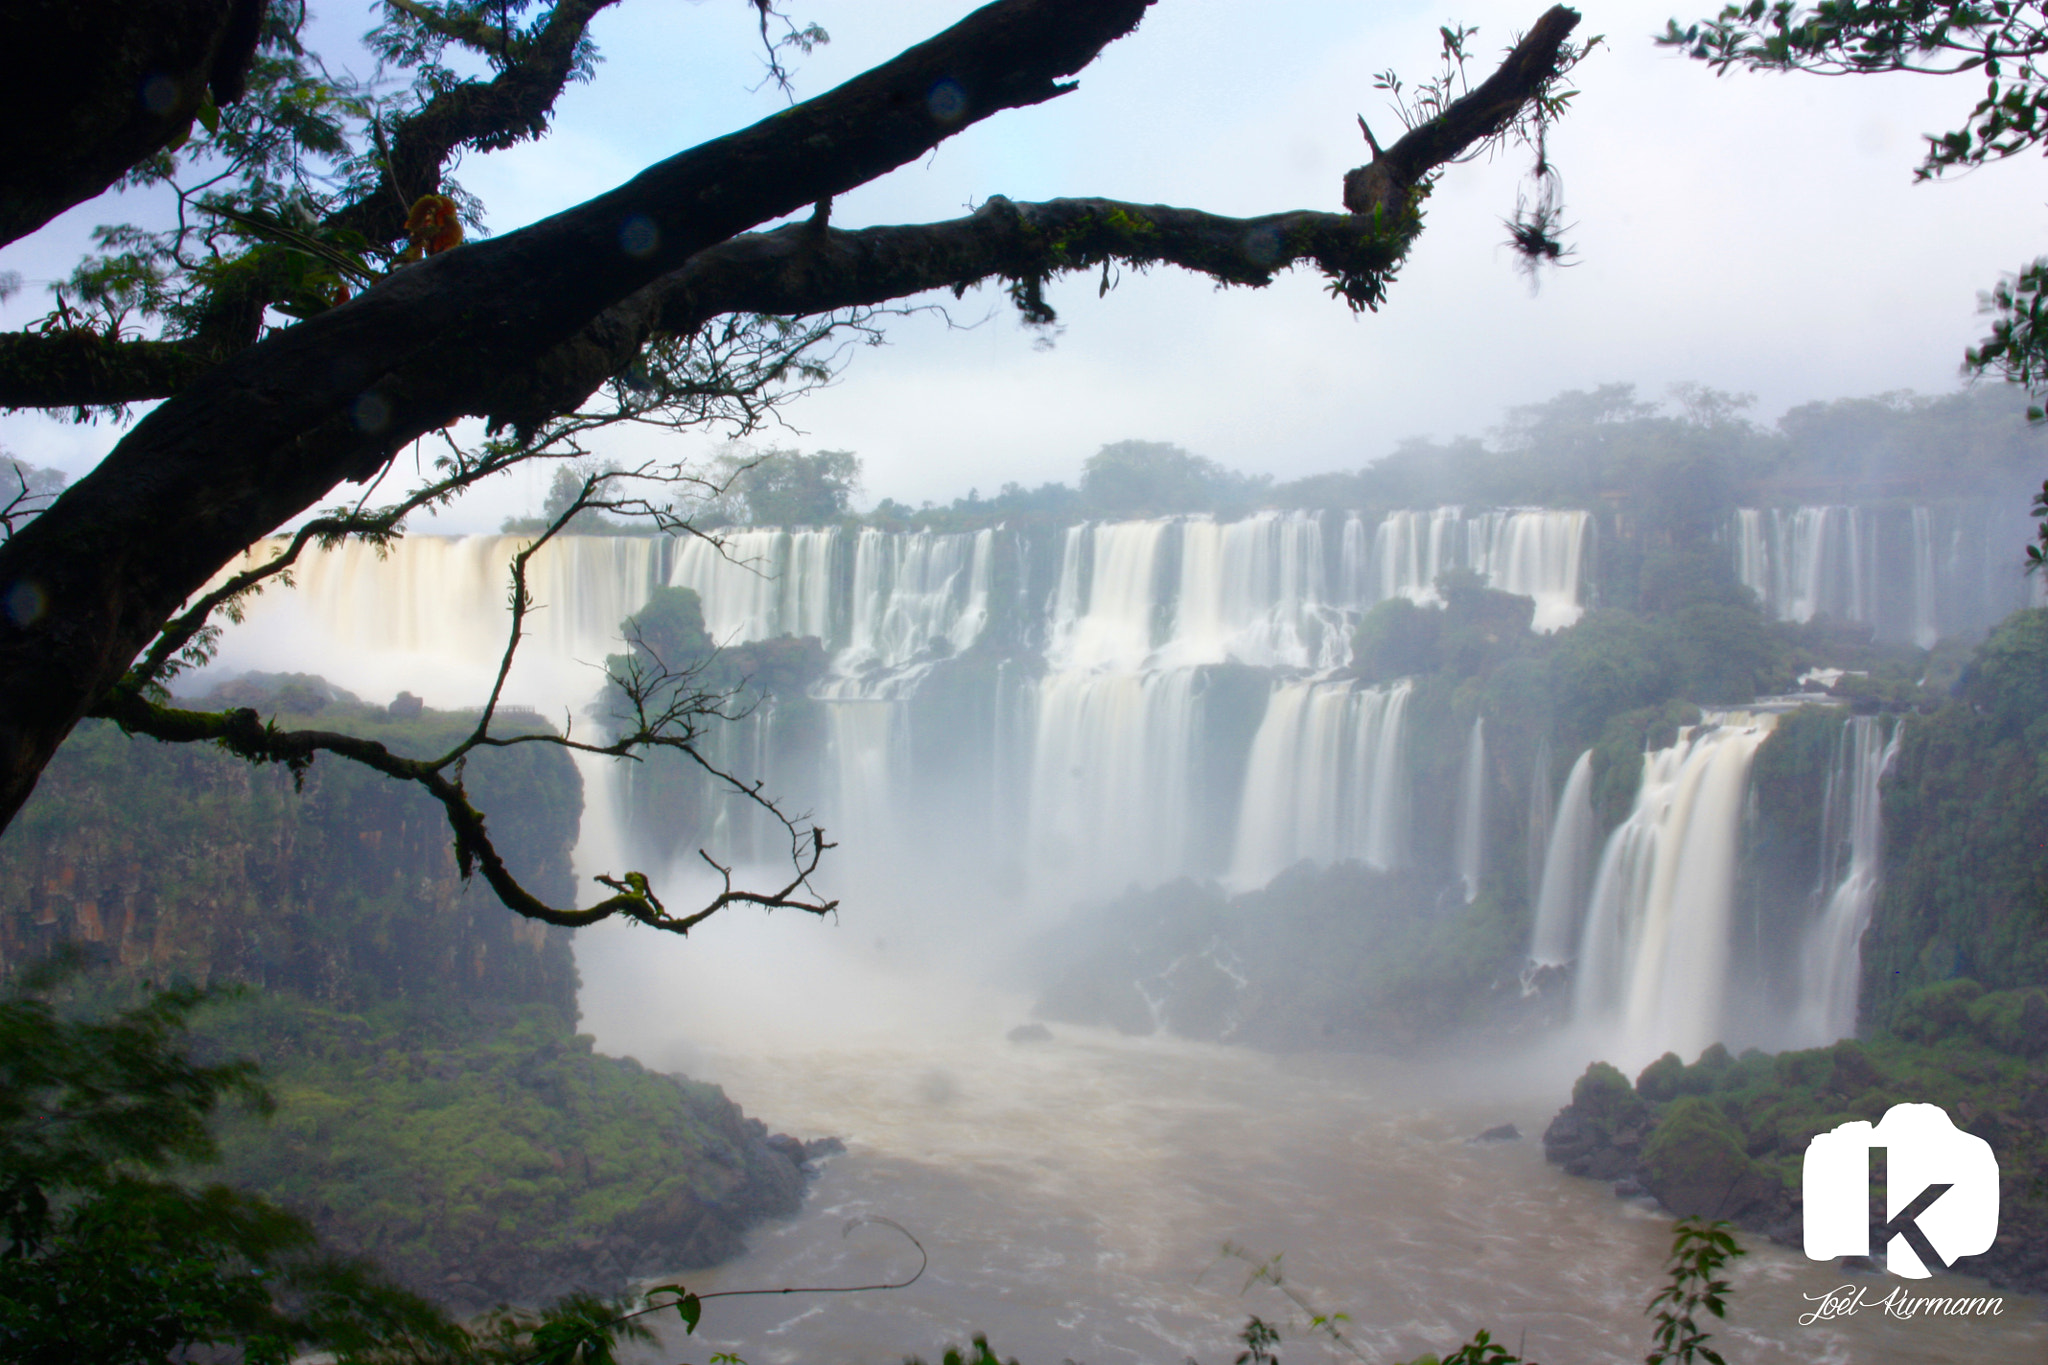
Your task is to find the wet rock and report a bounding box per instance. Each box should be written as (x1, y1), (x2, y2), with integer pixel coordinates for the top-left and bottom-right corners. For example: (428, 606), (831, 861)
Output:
(1471, 1122), (1520, 1143)
(1638, 1097), (1792, 1225)
(1007, 1022), (1054, 1043)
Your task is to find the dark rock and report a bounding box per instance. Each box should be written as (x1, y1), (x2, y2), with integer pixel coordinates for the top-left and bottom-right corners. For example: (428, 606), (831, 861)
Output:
(1007, 1022), (1054, 1043)
(800, 1136), (846, 1162)
(1471, 1123), (1520, 1143)
(388, 690), (424, 719)
(1612, 1177), (1645, 1198)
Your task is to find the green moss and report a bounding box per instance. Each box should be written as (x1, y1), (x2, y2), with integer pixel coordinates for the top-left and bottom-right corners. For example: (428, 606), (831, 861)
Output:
(1892, 978), (1987, 1044)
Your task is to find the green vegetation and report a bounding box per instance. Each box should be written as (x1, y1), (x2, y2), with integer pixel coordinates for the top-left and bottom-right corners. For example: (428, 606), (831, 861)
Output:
(1553, 987), (2048, 1290)
(1864, 609), (2048, 1025)
(197, 990), (809, 1312)
(0, 964), (460, 1362)
(844, 383), (2039, 540)
(1664, 1), (2048, 564)
(0, 682), (828, 1313)
(0, 680), (582, 1015)
(600, 587), (829, 865)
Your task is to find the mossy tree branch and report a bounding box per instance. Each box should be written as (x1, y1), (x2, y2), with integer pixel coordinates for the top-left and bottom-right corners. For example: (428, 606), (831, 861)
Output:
(92, 473), (837, 934)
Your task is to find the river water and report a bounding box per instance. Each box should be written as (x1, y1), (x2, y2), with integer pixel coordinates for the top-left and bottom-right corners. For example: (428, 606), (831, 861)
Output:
(573, 915), (2043, 1365)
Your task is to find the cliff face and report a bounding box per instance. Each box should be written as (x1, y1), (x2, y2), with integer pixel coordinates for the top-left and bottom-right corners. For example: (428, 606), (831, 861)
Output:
(1864, 608), (2048, 1029)
(0, 684), (838, 1311)
(0, 698), (581, 1017)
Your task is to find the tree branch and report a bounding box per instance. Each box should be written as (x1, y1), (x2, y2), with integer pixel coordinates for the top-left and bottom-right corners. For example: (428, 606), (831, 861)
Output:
(0, 0), (269, 249)
(0, 332), (216, 413)
(0, 0), (1159, 832)
(328, 0), (625, 247)
(1343, 4), (1582, 216)
(90, 472), (839, 934)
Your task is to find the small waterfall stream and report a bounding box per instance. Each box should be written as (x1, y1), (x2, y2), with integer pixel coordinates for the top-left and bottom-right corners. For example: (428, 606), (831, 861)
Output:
(1789, 715), (1903, 1046)
(1527, 749), (1595, 966)
(1569, 714), (1778, 1067)
(1453, 717), (1486, 902)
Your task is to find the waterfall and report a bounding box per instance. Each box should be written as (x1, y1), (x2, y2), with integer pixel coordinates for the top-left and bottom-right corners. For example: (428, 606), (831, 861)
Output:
(1570, 713), (1777, 1065)
(1452, 717), (1486, 902)
(1729, 501), (2034, 644)
(1528, 749), (1595, 965)
(1789, 716), (1903, 1046)
(835, 527), (994, 690)
(1165, 512), (1346, 669)
(668, 528), (839, 648)
(1228, 679), (1412, 888)
(212, 534), (662, 710)
(1470, 510), (1591, 631)
(1027, 668), (1203, 892)
(1044, 521), (1173, 672)
(1370, 507), (1467, 606)
(202, 507), (1595, 905)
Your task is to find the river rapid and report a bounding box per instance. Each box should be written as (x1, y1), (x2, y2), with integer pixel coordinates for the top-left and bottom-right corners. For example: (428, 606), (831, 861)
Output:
(573, 915), (2043, 1365)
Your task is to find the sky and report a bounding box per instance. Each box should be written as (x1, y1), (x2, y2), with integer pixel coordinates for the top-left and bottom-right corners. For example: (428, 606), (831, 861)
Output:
(4, 0), (2047, 529)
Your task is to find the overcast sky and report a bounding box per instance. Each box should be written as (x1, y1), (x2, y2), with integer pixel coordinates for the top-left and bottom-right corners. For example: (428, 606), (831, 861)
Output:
(5, 0), (2046, 529)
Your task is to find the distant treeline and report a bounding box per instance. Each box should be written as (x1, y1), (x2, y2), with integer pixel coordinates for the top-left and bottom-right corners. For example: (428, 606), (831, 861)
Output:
(504, 382), (2045, 537)
(830, 383), (2045, 536)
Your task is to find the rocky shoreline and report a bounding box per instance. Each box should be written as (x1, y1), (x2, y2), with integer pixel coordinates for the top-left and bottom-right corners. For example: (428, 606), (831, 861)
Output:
(1540, 992), (2048, 1299)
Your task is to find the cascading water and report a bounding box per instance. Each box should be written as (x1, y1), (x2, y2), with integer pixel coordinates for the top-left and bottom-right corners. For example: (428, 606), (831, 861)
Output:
(1528, 749), (1595, 966)
(1788, 715), (1903, 1047)
(1729, 501), (2036, 646)
(1452, 717), (1486, 902)
(1228, 678), (1412, 888)
(1570, 714), (1777, 1066)
(205, 508), (1589, 905)
(669, 527), (839, 647)
(1355, 507), (1589, 631)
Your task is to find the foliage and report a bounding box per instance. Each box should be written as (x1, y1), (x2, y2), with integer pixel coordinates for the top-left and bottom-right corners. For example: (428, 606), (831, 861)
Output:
(1645, 1219), (1744, 1365)
(906, 1335), (1022, 1365)
(0, 695), (582, 1014)
(1861, 609), (2048, 1022)
(1080, 441), (1273, 518)
(1031, 862), (1525, 1050)
(0, 962), (793, 1360)
(704, 447), (864, 528)
(195, 991), (808, 1307)
(1391, 1214), (1746, 1365)
(0, 962), (461, 1363)
(1353, 597), (1444, 682)
(1571, 1017), (2048, 1289)
(1665, 0), (2048, 179)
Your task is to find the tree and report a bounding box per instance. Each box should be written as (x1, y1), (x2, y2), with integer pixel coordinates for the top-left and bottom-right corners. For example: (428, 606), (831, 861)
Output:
(711, 447), (863, 526)
(1663, 0), (2048, 567)
(0, 0), (1592, 936)
(0, 959), (462, 1361)
(1079, 440), (1268, 517)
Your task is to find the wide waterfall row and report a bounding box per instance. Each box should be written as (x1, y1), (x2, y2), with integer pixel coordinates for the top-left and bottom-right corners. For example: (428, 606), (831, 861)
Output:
(1355, 508), (1591, 632)
(1528, 712), (1902, 1065)
(1729, 502), (2037, 646)
(209, 507), (1592, 904)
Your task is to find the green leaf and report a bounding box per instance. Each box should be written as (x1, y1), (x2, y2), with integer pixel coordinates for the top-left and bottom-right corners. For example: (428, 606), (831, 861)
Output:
(197, 93), (220, 135)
